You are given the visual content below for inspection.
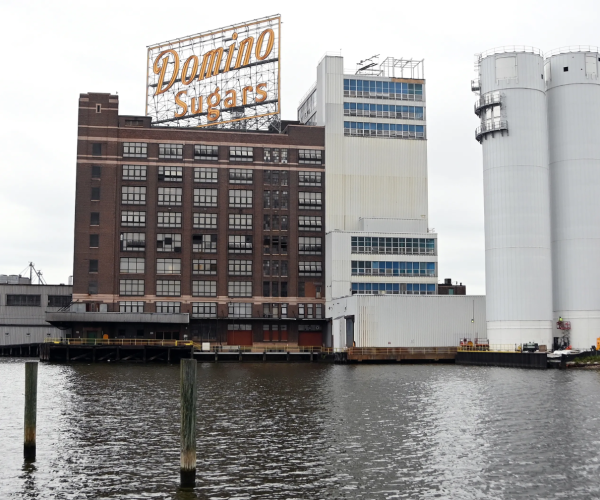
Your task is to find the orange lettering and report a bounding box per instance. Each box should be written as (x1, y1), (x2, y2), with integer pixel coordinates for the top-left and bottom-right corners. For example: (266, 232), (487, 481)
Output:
(153, 49), (180, 96)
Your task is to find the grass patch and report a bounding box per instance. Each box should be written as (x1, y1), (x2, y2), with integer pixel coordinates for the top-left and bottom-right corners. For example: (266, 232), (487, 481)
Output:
(572, 355), (600, 365)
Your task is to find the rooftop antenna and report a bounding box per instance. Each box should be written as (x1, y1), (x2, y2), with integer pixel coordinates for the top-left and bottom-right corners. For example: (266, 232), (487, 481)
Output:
(356, 54), (380, 73)
(19, 262), (47, 285)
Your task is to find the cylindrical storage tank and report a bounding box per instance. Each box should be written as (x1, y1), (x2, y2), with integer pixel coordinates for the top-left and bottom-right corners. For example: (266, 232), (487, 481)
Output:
(546, 48), (600, 349)
(475, 49), (553, 347)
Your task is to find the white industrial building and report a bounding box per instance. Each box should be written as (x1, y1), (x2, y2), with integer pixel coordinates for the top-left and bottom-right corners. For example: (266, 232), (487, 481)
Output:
(473, 46), (600, 350)
(299, 54), (484, 349)
(0, 275), (72, 345)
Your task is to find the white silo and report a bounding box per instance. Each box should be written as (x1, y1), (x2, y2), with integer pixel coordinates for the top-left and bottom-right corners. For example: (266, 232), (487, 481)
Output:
(474, 48), (553, 347)
(546, 47), (600, 350)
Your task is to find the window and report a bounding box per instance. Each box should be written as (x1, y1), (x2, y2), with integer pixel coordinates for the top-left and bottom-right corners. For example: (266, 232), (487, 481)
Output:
(228, 281), (252, 297)
(228, 260), (252, 276)
(229, 168), (253, 184)
(194, 144), (219, 160)
(122, 165), (147, 180)
(90, 187), (101, 201)
(90, 234), (99, 247)
(156, 258), (181, 274)
(193, 259), (217, 274)
(193, 234), (217, 253)
(158, 166), (183, 182)
(263, 303), (287, 318)
(343, 121), (425, 139)
(91, 212), (100, 225)
(343, 102), (425, 120)
(263, 236), (288, 255)
(89, 260), (98, 273)
(351, 261), (436, 276)
(119, 279), (144, 296)
(263, 190), (288, 209)
(121, 211), (146, 227)
(156, 301), (181, 313)
(88, 282), (98, 294)
(263, 215), (288, 231)
(229, 146), (253, 162)
(228, 235), (252, 253)
(156, 280), (181, 296)
(350, 283), (436, 295)
(229, 189), (253, 208)
(193, 213), (217, 229)
(158, 187), (182, 206)
(229, 302), (252, 318)
(299, 192), (322, 210)
(298, 149), (322, 164)
(123, 142), (147, 158)
(228, 323), (252, 331)
(194, 188), (217, 207)
(262, 281), (288, 297)
(299, 261), (322, 276)
(298, 304), (323, 319)
(48, 295), (71, 308)
(120, 232), (145, 251)
(159, 144), (183, 159)
(194, 167), (218, 183)
(343, 79), (423, 100)
(192, 302), (217, 318)
(92, 143), (102, 156)
(193, 280), (217, 297)
(124, 119), (143, 127)
(299, 171), (322, 186)
(229, 214), (253, 230)
(122, 186), (146, 205)
(264, 170), (289, 186)
(263, 148), (288, 163)
(120, 257), (145, 273)
(96, 104), (101, 113)
(6, 295), (41, 307)
(299, 237), (322, 255)
(351, 236), (436, 255)
(298, 216), (322, 232)
(119, 301), (144, 313)
(157, 212), (182, 228)
(91, 166), (101, 179)
(263, 323), (288, 341)
(156, 233), (182, 252)
(263, 260), (287, 277)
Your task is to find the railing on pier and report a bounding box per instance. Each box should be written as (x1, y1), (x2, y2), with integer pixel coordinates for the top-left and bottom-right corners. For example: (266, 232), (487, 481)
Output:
(458, 344), (528, 353)
(348, 346), (458, 356)
(45, 338), (194, 347)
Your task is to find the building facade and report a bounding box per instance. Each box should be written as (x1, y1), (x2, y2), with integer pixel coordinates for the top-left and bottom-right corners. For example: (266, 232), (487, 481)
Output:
(1, 277), (72, 345)
(50, 92), (327, 346)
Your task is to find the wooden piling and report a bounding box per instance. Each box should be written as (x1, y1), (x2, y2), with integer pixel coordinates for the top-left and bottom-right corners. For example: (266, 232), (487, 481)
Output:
(24, 362), (38, 461)
(180, 359), (197, 488)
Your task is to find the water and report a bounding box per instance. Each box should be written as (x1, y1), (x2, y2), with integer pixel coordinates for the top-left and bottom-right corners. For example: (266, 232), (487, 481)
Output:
(1, 359), (600, 499)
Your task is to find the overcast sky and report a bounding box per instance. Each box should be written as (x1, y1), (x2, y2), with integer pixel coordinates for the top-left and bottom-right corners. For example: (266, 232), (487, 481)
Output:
(1, 0), (598, 293)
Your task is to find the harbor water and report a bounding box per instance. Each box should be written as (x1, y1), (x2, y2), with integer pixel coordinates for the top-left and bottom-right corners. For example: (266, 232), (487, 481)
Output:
(1, 359), (600, 499)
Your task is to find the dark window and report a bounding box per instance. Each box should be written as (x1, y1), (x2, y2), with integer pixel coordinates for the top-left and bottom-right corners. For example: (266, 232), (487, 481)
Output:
(281, 282), (288, 297)
(136, 329), (145, 337)
(298, 282), (305, 297)
(6, 295), (41, 307)
(89, 260), (99, 273)
(90, 234), (99, 247)
(88, 281), (98, 295)
(564, 67), (569, 72)
(90, 212), (100, 225)
(91, 187), (100, 201)
(48, 295), (71, 308)
(91, 166), (101, 179)
(92, 143), (102, 156)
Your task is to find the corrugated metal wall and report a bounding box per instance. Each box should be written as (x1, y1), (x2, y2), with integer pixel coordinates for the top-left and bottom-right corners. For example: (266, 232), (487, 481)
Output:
(547, 50), (600, 348)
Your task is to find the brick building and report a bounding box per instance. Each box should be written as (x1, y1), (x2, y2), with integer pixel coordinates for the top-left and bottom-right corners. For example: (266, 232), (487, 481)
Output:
(48, 92), (326, 346)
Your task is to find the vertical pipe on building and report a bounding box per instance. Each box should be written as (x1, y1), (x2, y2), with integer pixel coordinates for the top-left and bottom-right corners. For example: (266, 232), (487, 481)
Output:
(180, 358), (197, 488)
(475, 49), (553, 347)
(24, 361), (38, 461)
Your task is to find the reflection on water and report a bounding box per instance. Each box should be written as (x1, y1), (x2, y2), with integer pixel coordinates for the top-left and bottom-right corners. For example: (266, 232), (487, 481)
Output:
(1, 358), (600, 499)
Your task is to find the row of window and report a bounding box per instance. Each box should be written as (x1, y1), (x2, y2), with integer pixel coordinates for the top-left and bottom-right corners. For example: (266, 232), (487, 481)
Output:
(116, 213), (323, 232)
(344, 103), (424, 120)
(118, 233), (323, 255)
(2, 295), (71, 307)
(343, 79), (424, 99)
(351, 237), (436, 255)
(351, 283), (437, 295)
(112, 187), (323, 210)
(119, 301), (323, 319)
(114, 258), (320, 276)
(344, 122), (426, 139)
(351, 261), (436, 276)
(118, 280), (270, 297)
(110, 144), (323, 164)
(117, 166), (323, 187)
